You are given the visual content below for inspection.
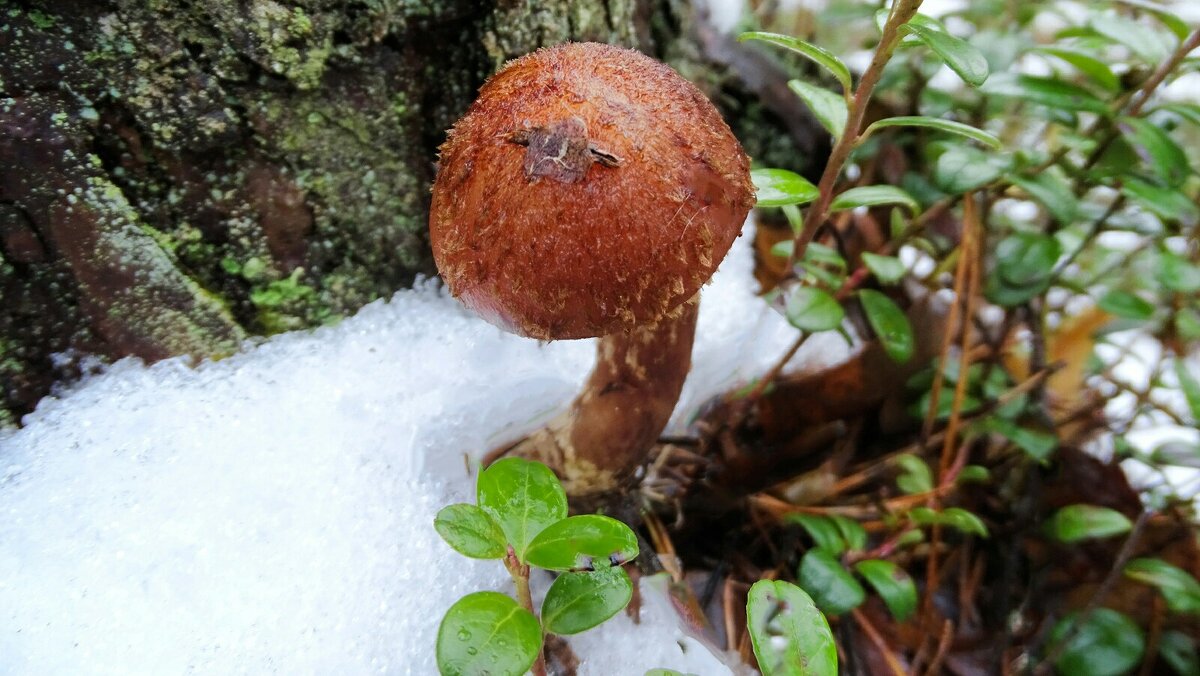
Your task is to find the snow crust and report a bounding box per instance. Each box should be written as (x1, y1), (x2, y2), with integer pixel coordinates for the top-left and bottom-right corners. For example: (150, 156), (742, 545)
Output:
(0, 226), (844, 674)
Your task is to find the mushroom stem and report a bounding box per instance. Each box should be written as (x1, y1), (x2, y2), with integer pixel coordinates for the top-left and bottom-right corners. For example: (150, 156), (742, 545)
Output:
(491, 296), (699, 497)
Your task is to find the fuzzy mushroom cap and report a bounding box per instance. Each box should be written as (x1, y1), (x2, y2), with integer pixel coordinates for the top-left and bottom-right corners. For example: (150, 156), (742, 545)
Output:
(430, 42), (755, 340)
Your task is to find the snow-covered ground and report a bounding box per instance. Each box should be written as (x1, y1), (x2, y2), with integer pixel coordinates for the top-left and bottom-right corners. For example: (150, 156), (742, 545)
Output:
(0, 226), (853, 674)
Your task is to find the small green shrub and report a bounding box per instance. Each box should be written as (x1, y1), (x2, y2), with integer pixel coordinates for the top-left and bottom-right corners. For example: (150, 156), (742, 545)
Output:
(434, 458), (639, 676)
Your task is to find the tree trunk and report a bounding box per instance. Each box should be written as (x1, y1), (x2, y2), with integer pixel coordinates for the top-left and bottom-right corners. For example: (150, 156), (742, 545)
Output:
(0, 0), (823, 426)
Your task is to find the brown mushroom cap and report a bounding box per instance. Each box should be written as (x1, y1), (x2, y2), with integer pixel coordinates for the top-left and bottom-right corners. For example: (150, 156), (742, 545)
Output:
(430, 42), (755, 340)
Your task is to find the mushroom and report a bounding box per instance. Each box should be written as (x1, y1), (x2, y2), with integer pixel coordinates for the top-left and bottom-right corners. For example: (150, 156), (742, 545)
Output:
(429, 42), (754, 498)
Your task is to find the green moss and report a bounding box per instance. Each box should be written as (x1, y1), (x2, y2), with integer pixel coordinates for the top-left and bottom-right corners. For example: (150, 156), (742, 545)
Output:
(250, 268), (333, 334)
(220, 257), (242, 276)
(287, 6), (313, 35)
(240, 257), (269, 282)
(27, 8), (55, 29)
(259, 77), (428, 312)
(484, 0), (642, 65)
(0, 337), (20, 375)
(246, 0), (332, 90)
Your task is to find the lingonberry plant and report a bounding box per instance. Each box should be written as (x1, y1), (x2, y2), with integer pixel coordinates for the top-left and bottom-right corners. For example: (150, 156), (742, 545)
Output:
(433, 458), (639, 676)
(727, 0), (1200, 672)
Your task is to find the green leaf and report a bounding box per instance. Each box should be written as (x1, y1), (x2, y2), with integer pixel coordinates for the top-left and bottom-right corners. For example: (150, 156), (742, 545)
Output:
(889, 208), (907, 239)
(1125, 558), (1200, 615)
(1032, 46), (1120, 92)
(986, 232), (1062, 307)
(958, 465), (990, 483)
(1175, 359), (1200, 424)
(645, 670), (693, 676)
(1178, 309), (1200, 341)
(863, 116), (1001, 148)
(983, 369), (1024, 416)
(437, 592), (542, 676)
(523, 514), (639, 572)
(803, 241), (848, 269)
(746, 580), (838, 676)
(1118, 117), (1191, 187)
(541, 566), (634, 635)
(920, 383), (982, 422)
(830, 186), (919, 215)
(798, 548), (866, 616)
(771, 241), (848, 286)
(894, 454), (933, 494)
(1158, 630), (1200, 676)
(1122, 177), (1200, 226)
(985, 279), (1043, 308)
(902, 22), (989, 86)
(785, 286), (845, 333)
(789, 79), (848, 141)
(895, 529), (925, 547)
(938, 508), (989, 537)
(787, 513), (850, 555)
(1091, 12), (1170, 64)
(909, 507), (989, 537)
(831, 515), (867, 552)
(859, 289), (914, 364)
(1050, 609), (1144, 676)
(477, 458), (567, 560)
(1010, 170), (1078, 225)
(933, 144), (1008, 192)
(803, 265), (848, 290)
(877, 9), (942, 43)
(1158, 102), (1200, 128)
(785, 514), (864, 556)
(1097, 290), (1155, 321)
(862, 252), (906, 284)
(985, 417), (1059, 462)
(738, 32), (853, 94)
(854, 560), (918, 622)
(982, 73), (1110, 114)
(1093, 135), (1146, 180)
(1157, 250), (1200, 293)
(1045, 504), (1133, 543)
(1113, 0), (1191, 39)
(753, 169), (820, 207)
(1149, 440), (1200, 469)
(434, 503), (508, 559)
(780, 204), (805, 233)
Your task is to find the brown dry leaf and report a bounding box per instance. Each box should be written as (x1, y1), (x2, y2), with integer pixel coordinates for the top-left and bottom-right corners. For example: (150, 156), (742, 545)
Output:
(1004, 306), (1113, 409)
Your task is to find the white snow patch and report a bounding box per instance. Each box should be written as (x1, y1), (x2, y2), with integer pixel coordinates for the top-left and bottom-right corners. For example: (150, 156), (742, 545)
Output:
(0, 223), (830, 674)
(1095, 332), (1200, 502)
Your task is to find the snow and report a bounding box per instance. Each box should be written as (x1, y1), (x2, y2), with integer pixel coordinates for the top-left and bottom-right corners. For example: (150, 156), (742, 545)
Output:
(1096, 332), (1200, 502)
(0, 224), (846, 674)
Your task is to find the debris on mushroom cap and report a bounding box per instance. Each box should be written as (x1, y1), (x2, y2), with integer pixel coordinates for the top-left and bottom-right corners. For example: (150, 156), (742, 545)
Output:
(429, 42), (756, 341)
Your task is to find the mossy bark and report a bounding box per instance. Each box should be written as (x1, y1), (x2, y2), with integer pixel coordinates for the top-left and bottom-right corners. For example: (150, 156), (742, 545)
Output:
(0, 0), (822, 425)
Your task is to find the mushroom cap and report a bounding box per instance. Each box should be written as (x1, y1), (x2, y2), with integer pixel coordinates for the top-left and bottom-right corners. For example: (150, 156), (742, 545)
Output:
(430, 42), (755, 340)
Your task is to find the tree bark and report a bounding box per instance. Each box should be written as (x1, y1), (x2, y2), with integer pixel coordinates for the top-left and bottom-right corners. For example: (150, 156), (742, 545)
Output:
(0, 0), (823, 426)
